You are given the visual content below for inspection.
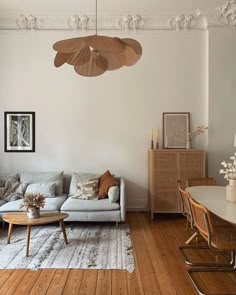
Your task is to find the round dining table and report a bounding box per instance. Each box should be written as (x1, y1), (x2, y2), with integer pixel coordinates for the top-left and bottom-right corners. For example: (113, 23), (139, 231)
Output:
(186, 185), (236, 225)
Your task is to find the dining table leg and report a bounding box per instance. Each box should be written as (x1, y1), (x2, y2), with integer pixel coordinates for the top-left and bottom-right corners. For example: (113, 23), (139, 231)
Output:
(26, 225), (31, 257)
(60, 220), (68, 244)
(7, 223), (13, 244)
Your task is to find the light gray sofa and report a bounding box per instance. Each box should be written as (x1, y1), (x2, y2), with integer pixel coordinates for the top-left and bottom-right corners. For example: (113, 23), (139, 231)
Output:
(0, 171), (126, 223)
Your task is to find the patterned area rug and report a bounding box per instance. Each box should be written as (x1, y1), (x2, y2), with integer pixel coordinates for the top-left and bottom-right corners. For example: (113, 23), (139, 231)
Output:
(0, 223), (135, 272)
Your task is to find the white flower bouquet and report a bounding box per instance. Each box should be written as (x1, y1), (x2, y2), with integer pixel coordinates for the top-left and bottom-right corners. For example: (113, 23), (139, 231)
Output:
(219, 153), (236, 181)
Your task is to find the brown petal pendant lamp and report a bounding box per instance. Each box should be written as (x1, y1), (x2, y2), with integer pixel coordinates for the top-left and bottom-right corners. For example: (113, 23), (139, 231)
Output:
(53, 0), (142, 77)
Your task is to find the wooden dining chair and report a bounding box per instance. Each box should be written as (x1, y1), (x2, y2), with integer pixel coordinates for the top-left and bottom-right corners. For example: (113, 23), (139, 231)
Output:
(187, 197), (236, 295)
(177, 182), (197, 244)
(186, 177), (216, 188)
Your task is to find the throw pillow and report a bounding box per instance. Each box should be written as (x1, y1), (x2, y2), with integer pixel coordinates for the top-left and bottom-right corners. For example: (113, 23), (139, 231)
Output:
(74, 178), (99, 200)
(98, 170), (118, 199)
(69, 172), (100, 196)
(25, 183), (56, 198)
(0, 173), (19, 187)
(108, 186), (119, 203)
(20, 171), (64, 195)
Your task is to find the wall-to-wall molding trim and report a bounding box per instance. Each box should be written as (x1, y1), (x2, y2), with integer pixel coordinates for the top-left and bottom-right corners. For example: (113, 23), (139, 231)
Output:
(0, 1), (235, 31)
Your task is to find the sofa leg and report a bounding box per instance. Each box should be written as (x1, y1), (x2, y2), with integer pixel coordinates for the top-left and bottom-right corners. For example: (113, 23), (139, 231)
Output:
(116, 222), (119, 227)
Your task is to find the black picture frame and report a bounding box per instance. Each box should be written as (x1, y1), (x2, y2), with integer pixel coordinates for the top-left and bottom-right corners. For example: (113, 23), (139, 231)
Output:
(163, 112), (190, 149)
(4, 111), (35, 152)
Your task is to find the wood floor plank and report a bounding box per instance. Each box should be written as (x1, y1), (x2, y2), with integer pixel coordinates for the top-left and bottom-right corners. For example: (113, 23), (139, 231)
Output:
(137, 213), (177, 295)
(46, 269), (70, 295)
(95, 270), (112, 295)
(13, 270), (41, 295)
(0, 270), (27, 295)
(29, 269), (56, 295)
(62, 269), (84, 295)
(111, 270), (128, 295)
(79, 269), (97, 295)
(145, 214), (196, 295)
(0, 270), (14, 289)
(129, 213), (161, 295)
(125, 224), (144, 295)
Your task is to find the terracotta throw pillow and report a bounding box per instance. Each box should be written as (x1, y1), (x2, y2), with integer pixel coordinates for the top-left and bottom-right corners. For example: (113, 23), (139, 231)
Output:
(98, 170), (118, 199)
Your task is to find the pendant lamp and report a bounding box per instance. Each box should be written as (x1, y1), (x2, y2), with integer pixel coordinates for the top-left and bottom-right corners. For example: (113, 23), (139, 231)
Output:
(53, 0), (142, 77)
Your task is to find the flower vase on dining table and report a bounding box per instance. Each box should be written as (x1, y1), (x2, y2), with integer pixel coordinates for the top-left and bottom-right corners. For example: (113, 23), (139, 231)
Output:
(226, 178), (236, 202)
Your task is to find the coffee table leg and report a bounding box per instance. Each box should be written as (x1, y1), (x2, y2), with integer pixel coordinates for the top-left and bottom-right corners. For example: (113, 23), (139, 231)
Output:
(26, 225), (31, 257)
(7, 223), (13, 244)
(60, 220), (68, 244)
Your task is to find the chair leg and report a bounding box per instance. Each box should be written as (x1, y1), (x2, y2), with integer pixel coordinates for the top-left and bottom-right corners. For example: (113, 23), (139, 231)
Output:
(179, 245), (235, 267)
(185, 232), (198, 245)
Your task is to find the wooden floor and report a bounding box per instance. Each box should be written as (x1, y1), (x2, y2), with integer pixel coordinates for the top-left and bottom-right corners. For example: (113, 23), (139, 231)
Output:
(0, 212), (235, 295)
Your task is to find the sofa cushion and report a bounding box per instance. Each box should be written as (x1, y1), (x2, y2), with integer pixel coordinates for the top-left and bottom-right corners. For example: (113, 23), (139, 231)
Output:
(69, 173), (100, 196)
(20, 171), (63, 195)
(0, 173), (19, 187)
(0, 199), (7, 207)
(61, 197), (120, 211)
(75, 178), (99, 200)
(25, 183), (56, 198)
(108, 186), (119, 203)
(0, 195), (67, 212)
(98, 170), (118, 199)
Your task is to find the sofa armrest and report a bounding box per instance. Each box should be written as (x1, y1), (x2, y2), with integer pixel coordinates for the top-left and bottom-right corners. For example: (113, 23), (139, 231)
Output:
(119, 177), (126, 222)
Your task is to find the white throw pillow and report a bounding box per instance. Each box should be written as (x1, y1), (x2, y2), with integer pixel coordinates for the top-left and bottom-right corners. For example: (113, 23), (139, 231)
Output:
(69, 172), (100, 196)
(74, 178), (99, 200)
(25, 183), (56, 198)
(108, 186), (119, 203)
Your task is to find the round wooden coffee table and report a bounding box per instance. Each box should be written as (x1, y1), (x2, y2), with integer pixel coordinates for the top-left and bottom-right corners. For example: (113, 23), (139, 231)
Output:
(2, 212), (69, 257)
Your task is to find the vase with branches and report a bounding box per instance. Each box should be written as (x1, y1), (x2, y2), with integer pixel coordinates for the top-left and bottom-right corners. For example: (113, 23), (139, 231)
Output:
(19, 192), (45, 218)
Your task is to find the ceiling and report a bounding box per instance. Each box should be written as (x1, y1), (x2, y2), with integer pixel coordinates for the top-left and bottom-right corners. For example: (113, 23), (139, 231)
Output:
(0, 0), (224, 15)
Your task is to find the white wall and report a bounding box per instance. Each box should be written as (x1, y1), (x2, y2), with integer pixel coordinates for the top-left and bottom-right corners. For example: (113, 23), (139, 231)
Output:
(208, 28), (236, 185)
(0, 29), (207, 209)
(0, 0), (235, 209)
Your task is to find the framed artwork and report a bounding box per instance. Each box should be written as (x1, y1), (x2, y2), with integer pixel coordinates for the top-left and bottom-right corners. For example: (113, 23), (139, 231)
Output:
(163, 112), (190, 149)
(4, 112), (35, 152)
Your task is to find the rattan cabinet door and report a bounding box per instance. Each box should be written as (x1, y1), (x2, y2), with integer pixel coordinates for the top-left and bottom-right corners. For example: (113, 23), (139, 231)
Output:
(178, 151), (205, 189)
(148, 149), (205, 219)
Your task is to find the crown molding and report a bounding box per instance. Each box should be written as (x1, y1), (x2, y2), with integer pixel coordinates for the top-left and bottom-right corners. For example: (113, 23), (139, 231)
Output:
(0, 1), (235, 31)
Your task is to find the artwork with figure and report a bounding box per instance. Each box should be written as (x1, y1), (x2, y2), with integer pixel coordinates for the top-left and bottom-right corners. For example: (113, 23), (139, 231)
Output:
(163, 112), (190, 148)
(4, 112), (35, 152)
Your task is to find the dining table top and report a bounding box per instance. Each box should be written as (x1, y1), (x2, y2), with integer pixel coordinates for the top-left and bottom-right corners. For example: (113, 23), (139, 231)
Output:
(186, 185), (236, 225)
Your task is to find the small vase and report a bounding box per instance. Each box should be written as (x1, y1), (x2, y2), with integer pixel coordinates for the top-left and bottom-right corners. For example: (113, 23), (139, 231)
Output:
(186, 140), (190, 150)
(226, 179), (236, 202)
(27, 207), (40, 219)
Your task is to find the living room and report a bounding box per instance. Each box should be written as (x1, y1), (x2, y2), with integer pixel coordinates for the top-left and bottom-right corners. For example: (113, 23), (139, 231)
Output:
(0, 0), (236, 294)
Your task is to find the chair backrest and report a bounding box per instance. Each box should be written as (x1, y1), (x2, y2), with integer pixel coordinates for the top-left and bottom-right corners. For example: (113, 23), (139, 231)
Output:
(186, 177), (216, 188)
(177, 182), (192, 221)
(188, 197), (214, 241)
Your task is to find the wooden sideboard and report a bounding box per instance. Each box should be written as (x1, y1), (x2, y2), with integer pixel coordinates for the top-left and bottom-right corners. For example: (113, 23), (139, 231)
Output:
(148, 149), (205, 219)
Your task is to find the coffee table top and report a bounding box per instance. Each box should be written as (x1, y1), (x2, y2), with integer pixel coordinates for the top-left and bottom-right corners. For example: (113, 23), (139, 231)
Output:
(2, 212), (69, 225)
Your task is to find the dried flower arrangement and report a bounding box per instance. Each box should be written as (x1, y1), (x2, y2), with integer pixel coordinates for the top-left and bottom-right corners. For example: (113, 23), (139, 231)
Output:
(187, 126), (208, 142)
(19, 192), (45, 211)
(219, 153), (236, 181)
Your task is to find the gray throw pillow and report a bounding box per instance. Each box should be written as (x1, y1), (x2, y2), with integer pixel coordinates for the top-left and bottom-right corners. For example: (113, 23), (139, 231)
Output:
(20, 171), (63, 195)
(108, 186), (119, 203)
(25, 183), (56, 198)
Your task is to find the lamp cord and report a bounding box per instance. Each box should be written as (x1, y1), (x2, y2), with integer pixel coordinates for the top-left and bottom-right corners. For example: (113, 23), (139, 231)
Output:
(95, 0), (97, 35)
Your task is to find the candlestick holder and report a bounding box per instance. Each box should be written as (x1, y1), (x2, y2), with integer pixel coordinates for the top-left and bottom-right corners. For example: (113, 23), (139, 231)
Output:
(156, 141), (159, 149)
(151, 139), (154, 149)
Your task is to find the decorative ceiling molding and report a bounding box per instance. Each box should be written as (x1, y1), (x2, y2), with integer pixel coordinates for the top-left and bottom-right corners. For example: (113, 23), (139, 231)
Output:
(0, 2), (235, 31)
